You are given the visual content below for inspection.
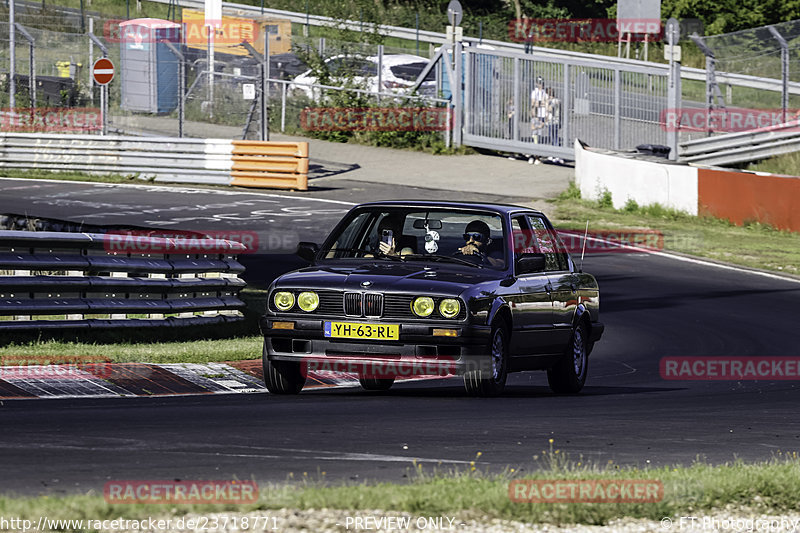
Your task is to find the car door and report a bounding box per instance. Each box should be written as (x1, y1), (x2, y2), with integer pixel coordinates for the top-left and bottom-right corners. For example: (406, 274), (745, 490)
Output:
(527, 215), (576, 348)
(506, 215), (554, 358)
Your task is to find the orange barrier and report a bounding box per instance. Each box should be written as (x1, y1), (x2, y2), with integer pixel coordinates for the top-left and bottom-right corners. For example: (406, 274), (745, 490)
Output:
(698, 167), (800, 232)
(230, 140), (309, 190)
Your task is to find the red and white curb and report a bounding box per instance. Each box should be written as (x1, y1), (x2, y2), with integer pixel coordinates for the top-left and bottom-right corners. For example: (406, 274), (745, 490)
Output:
(0, 360), (445, 399)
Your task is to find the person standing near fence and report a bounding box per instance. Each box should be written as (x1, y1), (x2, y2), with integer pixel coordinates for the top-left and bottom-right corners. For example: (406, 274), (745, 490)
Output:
(529, 76), (548, 164)
(545, 87), (560, 145)
(545, 87), (565, 164)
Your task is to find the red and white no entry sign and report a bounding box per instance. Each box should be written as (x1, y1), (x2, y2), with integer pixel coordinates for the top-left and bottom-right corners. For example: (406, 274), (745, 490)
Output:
(92, 58), (115, 85)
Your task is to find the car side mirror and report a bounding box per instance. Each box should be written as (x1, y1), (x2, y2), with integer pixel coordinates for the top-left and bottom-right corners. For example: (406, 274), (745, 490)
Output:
(296, 241), (319, 262)
(516, 253), (546, 274)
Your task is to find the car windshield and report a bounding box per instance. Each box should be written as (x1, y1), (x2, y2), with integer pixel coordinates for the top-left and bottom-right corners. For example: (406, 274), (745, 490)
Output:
(320, 208), (507, 270)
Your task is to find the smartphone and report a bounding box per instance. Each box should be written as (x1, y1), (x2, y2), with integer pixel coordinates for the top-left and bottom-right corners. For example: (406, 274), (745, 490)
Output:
(382, 229), (393, 247)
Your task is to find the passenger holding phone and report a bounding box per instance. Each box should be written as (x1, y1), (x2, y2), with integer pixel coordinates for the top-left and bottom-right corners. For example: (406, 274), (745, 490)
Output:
(376, 214), (414, 256)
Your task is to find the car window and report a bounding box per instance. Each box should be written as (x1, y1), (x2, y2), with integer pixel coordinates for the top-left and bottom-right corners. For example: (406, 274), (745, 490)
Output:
(526, 215), (569, 271)
(389, 62), (429, 82)
(328, 57), (377, 77)
(319, 208), (507, 270)
(325, 212), (372, 258)
(512, 215), (538, 258)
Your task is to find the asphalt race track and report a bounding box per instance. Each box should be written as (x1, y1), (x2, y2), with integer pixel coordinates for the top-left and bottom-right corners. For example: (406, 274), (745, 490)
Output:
(1, 178), (800, 496)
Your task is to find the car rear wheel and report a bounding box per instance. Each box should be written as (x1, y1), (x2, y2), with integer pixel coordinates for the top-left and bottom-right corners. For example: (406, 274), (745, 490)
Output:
(262, 341), (306, 394)
(359, 377), (395, 391)
(547, 321), (589, 394)
(463, 318), (509, 397)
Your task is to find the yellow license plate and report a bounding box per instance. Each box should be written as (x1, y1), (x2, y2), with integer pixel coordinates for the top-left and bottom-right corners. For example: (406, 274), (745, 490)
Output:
(324, 321), (399, 340)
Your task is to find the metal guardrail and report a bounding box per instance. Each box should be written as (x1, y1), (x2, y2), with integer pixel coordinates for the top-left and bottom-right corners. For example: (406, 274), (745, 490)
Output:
(147, 0), (800, 97)
(0, 132), (232, 184)
(0, 133), (310, 189)
(0, 230), (247, 330)
(679, 120), (800, 165)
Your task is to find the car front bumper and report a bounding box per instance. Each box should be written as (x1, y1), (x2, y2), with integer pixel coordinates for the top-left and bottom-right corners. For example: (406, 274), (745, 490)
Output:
(260, 316), (493, 376)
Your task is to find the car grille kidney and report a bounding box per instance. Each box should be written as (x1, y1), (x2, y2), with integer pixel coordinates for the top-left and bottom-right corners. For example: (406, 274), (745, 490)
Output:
(343, 292), (383, 317)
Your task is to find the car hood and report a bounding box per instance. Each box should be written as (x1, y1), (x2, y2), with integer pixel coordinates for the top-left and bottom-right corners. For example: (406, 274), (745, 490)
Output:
(274, 261), (502, 294)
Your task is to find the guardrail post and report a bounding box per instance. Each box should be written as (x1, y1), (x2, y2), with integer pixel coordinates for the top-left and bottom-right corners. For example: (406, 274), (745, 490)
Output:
(15, 23), (35, 111)
(613, 68), (621, 150)
(563, 64), (571, 149)
(262, 25), (270, 141)
(690, 33), (723, 140)
(768, 25), (789, 124)
(512, 57), (520, 142)
(162, 40), (185, 138)
(453, 41), (463, 147)
(9, 0), (15, 110)
(377, 44), (383, 104)
(667, 28), (682, 160)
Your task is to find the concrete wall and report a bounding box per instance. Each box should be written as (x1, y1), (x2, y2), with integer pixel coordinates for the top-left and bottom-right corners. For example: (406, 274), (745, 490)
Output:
(574, 140), (699, 215)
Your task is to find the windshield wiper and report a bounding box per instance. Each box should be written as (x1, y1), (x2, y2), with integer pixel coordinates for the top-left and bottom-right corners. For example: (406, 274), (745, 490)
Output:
(409, 254), (482, 268)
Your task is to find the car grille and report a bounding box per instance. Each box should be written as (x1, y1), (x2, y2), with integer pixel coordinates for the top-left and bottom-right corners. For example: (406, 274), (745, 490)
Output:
(344, 292), (383, 317)
(344, 292), (363, 316)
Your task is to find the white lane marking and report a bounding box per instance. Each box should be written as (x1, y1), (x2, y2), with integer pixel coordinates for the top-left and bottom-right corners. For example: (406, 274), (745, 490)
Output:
(0, 177), (357, 206)
(579, 234), (800, 285)
(181, 450), (473, 464)
(649, 250), (800, 285)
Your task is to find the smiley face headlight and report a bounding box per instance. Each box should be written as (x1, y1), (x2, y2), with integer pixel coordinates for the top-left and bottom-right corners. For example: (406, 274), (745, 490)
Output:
(273, 291), (295, 311)
(297, 291), (319, 312)
(439, 298), (460, 318)
(412, 296), (435, 317)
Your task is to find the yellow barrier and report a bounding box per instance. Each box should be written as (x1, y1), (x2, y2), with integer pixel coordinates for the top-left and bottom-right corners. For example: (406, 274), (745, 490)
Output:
(230, 141), (309, 190)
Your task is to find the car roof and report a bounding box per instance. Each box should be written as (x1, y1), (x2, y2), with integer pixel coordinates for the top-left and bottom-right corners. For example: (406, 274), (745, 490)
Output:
(353, 200), (543, 216)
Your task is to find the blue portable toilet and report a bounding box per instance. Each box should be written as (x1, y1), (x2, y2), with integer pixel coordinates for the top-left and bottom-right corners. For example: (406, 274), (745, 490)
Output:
(119, 18), (181, 113)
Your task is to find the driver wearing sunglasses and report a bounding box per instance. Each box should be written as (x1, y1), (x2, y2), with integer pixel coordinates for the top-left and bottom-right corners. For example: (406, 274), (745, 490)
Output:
(457, 220), (503, 267)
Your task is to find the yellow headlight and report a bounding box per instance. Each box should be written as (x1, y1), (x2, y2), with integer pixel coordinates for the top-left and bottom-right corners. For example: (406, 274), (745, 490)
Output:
(412, 296), (435, 317)
(297, 291), (319, 312)
(439, 298), (460, 318)
(273, 291), (295, 311)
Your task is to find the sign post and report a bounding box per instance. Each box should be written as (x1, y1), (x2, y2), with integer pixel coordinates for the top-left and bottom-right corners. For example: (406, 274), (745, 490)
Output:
(205, 0), (222, 118)
(665, 18), (681, 160)
(92, 57), (115, 136)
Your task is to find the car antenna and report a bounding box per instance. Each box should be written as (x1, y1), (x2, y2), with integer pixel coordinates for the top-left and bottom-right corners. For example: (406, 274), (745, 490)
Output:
(579, 220), (589, 273)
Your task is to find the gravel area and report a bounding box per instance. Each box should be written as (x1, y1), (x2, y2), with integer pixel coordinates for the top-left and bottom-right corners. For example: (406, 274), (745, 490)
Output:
(106, 509), (800, 533)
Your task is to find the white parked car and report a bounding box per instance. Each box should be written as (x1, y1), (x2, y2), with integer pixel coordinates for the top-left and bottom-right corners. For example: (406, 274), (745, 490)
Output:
(289, 54), (436, 100)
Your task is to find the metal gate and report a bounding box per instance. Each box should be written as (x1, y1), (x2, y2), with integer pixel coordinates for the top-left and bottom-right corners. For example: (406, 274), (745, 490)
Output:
(462, 47), (669, 158)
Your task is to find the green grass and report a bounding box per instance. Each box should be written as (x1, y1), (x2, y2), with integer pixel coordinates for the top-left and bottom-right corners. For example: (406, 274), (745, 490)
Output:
(4, 451), (800, 530)
(549, 183), (800, 275)
(746, 152), (800, 176)
(0, 336), (262, 364)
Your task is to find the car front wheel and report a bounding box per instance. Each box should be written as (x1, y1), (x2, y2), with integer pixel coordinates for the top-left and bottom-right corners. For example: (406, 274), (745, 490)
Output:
(463, 318), (509, 397)
(547, 321), (589, 394)
(262, 341), (306, 394)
